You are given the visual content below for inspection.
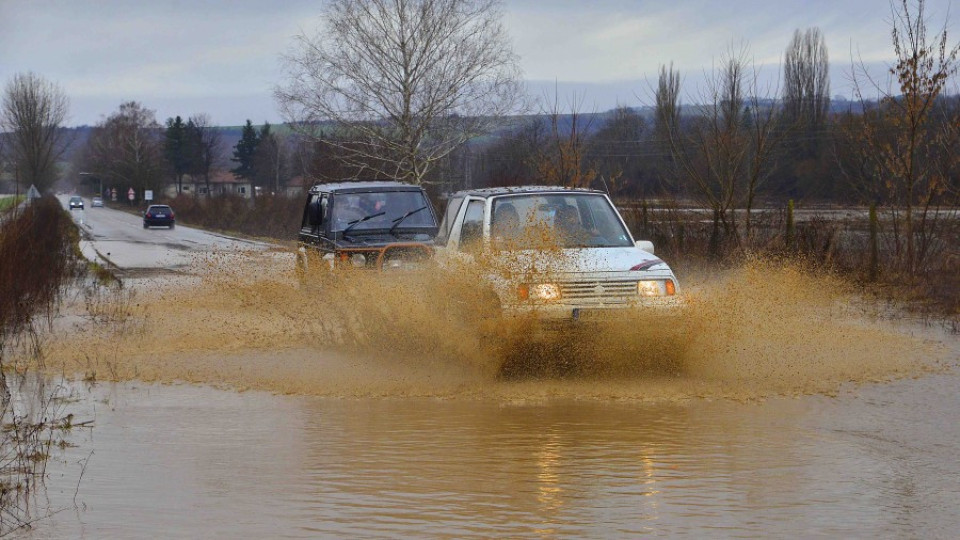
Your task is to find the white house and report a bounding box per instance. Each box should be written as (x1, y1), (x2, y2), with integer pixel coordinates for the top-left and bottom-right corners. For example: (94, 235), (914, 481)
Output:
(164, 170), (252, 199)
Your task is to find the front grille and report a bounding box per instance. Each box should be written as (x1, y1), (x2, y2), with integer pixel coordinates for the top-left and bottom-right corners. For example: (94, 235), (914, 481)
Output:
(559, 279), (637, 305)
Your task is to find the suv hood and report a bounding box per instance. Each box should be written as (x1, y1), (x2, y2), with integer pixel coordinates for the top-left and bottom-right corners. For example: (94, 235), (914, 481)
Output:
(337, 231), (436, 246)
(494, 246), (670, 275)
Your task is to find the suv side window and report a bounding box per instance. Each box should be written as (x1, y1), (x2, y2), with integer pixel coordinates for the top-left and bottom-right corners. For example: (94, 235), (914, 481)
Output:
(458, 200), (485, 252)
(301, 194), (324, 234)
(437, 196), (464, 244)
(318, 194), (328, 230)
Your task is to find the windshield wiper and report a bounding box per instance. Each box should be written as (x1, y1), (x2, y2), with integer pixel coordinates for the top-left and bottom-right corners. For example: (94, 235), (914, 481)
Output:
(389, 205), (428, 234)
(342, 211), (385, 234)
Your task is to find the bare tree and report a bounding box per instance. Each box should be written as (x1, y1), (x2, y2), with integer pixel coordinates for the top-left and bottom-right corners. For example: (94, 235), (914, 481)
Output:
(186, 113), (223, 197)
(662, 47), (749, 249)
(82, 102), (163, 199)
(654, 63), (681, 151)
(851, 0), (960, 272)
(586, 106), (646, 196)
(276, 0), (525, 185)
(530, 90), (597, 188)
(470, 119), (541, 188)
(781, 28), (831, 198)
(742, 84), (784, 237)
(0, 73), (70, 192)
(783, 28), (830, 134)
(660, 45), (783, 250)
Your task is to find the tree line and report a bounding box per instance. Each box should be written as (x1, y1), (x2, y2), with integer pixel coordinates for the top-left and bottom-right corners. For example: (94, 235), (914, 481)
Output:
(70, 105), (298, 199)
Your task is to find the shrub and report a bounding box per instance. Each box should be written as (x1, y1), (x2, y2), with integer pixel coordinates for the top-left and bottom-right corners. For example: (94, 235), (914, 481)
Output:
(161, 194), (303, 241)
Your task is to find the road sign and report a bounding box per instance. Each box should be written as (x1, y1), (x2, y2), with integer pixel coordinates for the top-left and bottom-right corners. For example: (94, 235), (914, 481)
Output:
(111, 188), (117, 201)
(26, 184), (41, 200)
(145, 190), (154, 201)
(127, 188), (135, 201)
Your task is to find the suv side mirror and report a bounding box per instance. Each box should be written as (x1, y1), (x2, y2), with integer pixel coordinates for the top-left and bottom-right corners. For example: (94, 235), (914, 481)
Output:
(635, 240), (655, 254)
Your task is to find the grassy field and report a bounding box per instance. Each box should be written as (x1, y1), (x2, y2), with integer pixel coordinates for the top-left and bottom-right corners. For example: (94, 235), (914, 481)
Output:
(0, 195), (25, 213)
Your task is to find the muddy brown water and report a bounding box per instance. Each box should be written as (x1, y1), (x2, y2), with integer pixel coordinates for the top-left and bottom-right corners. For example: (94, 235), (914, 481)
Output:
(25, 365), (960, 538)
(15, 254), (960, 537)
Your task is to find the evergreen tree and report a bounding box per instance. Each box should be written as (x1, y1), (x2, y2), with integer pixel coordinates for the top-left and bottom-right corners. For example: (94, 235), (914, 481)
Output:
(164, 115), (189, 193)
(251, 122), (286, 193)
(231, 119), (259, 180)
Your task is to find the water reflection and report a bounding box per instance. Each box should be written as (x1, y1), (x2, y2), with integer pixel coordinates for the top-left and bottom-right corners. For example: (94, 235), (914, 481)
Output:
(25, 369), (960, 538)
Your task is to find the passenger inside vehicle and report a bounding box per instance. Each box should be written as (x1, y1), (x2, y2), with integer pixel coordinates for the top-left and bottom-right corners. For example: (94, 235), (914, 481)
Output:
(492, 202), (521, 245)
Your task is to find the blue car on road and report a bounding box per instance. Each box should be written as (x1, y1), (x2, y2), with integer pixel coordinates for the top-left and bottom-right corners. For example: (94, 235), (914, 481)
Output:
(143, 204), (175, 229)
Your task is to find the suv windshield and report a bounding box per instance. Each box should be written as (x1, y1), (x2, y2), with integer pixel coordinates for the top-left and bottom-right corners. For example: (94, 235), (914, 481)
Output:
(331, 191), (434, 232)
(491, 193), (633, 249)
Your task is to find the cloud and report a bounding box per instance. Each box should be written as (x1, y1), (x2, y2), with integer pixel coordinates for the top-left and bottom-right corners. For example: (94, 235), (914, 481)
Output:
(1, 0), (956, 125)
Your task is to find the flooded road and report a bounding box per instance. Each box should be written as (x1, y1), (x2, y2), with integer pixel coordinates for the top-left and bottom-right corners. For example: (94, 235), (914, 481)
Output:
(15, 253), (957, 537)
(29, 366), (960, 538)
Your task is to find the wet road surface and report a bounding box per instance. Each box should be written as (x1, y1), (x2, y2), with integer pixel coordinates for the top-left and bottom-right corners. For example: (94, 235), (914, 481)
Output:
(58, 195), (266, 272)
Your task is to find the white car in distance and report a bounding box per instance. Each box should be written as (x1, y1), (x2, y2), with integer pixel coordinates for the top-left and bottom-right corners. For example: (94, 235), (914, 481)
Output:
(436, 186), (680, 322)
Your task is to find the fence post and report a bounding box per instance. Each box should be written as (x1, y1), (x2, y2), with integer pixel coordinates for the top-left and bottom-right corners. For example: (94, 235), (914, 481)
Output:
(641, 198), (649, 238)
(785, 199), (795, 250)
(869, 203), (879, 281)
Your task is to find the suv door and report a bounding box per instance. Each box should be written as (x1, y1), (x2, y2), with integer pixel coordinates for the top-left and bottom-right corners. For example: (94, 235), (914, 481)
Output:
(299, 193), (328, 246)
(447, 199), (485, 252)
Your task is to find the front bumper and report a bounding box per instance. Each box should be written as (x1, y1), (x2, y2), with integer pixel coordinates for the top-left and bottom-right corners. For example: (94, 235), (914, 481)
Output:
(503, 296), (683, 321)
(309, 242), (434, 270)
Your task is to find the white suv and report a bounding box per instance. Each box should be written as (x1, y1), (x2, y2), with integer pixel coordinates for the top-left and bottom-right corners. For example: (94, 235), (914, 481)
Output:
(436, 186), (680, 321)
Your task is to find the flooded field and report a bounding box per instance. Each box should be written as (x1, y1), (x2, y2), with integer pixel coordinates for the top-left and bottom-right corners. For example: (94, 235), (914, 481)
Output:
(8, 252), (958, 536)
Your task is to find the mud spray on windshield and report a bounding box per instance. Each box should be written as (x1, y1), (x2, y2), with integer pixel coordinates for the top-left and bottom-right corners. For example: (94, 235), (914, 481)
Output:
(43, 236), (951, 401)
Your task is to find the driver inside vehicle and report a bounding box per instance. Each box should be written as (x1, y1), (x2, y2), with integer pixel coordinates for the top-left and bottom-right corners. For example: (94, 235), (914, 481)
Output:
(555, 205), (602, 245)
(555, 205), (582, 237)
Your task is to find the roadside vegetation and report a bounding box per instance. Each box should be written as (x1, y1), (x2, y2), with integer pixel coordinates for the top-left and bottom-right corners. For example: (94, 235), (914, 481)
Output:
(0, 196), (85, 535)
(162, 193), (302, 241)
(619, 204), (960, 330)
(0, 195), (24, 214)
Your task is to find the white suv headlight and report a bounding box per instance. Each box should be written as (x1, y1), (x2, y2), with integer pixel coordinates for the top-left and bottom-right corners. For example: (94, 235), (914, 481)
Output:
(349, 253), (367, 267)
(638, 280), (660, 296)
(518, 283), (562, 302)
(638, 280), (677, 297)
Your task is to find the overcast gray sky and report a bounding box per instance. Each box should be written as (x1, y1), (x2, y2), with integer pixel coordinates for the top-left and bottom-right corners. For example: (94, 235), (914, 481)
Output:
(1, 0), (956, 126)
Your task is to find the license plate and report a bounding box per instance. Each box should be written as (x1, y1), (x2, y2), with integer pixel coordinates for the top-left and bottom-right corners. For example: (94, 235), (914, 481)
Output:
(155, 214), (165, 217)
(571, 308), (609, 321)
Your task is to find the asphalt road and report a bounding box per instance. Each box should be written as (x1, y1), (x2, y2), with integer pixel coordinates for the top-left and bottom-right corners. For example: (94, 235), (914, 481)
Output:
(58, 195), (267, 273)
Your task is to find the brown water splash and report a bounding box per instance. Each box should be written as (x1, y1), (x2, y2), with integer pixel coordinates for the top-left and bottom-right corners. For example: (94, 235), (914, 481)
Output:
(42, 252), (951, 400)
